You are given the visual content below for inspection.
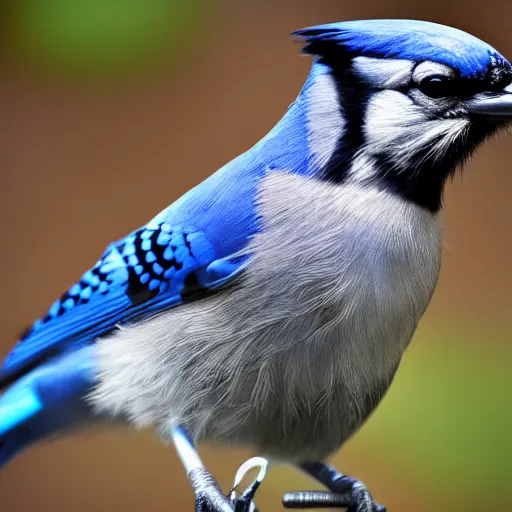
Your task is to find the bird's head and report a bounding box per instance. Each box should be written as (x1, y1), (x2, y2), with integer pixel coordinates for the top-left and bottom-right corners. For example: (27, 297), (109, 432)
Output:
(294, 19), (512, 211)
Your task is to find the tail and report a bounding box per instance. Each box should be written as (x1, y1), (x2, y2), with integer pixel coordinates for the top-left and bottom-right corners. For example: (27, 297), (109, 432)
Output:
(0, 346), (97, 468)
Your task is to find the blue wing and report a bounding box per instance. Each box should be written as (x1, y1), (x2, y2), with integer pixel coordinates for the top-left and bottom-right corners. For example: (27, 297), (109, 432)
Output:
(1, 221), (247, 387)
(1, 62), (325, 389)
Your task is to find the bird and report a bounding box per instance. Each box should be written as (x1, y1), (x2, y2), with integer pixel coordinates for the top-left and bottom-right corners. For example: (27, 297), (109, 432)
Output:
(1, 18), (512, 512)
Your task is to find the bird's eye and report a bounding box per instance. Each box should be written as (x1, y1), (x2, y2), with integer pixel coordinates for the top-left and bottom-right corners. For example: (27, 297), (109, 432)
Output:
(418, 75), (453, 98)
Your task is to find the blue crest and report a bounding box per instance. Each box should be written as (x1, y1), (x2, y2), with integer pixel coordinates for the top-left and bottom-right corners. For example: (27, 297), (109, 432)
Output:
(293, 19), (510, 79)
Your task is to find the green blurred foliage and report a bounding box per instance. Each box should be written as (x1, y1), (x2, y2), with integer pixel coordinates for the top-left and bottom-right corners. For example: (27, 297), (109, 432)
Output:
(9, 0), (206, 77)
(345, 328), (512, 509)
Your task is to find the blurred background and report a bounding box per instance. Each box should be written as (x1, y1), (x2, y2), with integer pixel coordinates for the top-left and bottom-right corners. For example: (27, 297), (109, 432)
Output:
(1, 0), (511, 511)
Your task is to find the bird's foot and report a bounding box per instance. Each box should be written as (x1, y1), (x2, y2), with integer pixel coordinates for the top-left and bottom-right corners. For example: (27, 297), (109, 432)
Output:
(190, 467), (235, 512)
(190, 457), (268, 512)
(171, 427), (267, 511)
(283, 462), (386, 511)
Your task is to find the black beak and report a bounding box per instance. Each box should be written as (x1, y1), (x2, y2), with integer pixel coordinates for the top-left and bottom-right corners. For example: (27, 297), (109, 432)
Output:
(465, 83), (512, 117)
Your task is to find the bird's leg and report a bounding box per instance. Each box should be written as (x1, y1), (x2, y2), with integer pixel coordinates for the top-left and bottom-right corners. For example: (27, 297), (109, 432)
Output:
(283, 462), (386, 512)
(171, 426), (234, 512)
(171, 427), (266, 512)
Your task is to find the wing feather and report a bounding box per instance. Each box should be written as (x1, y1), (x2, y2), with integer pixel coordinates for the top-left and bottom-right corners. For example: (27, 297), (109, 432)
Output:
(0, 221), (245, 388)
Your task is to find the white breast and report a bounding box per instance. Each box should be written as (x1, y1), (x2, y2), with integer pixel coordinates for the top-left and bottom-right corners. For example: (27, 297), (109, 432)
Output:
(246, 171), (442, 404)
(92, 171), (442, 461)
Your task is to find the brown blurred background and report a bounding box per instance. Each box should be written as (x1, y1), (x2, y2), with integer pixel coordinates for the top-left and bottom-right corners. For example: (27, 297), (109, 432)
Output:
(1, 1), (511, 511)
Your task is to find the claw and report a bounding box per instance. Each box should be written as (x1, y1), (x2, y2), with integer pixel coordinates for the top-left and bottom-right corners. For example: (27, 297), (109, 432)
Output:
(229, 456), (269, 512)
(351, 481), (375, 512)
(231, 456), (269, 494)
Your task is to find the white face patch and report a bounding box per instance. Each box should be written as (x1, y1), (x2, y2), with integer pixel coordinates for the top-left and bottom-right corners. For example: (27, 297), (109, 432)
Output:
(305, 73), (346, 169)
(352, 57), (414, 88)
(305, 57), (475, 189)
(349, 90), (470, 181)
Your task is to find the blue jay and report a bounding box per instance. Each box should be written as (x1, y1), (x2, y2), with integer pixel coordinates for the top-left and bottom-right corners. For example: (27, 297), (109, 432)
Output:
(2, 19), (512, 512)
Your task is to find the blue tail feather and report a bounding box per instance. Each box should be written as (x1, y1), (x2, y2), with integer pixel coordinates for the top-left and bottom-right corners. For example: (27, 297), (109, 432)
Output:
(0, 347), (97, 468)
(0, 386), (42, 437)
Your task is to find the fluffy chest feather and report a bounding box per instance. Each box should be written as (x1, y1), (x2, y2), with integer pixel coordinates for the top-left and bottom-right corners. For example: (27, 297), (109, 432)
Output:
(93, 171), (442, 460)
(247, 172), (442, 372)
(229, 172), (442, 455)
